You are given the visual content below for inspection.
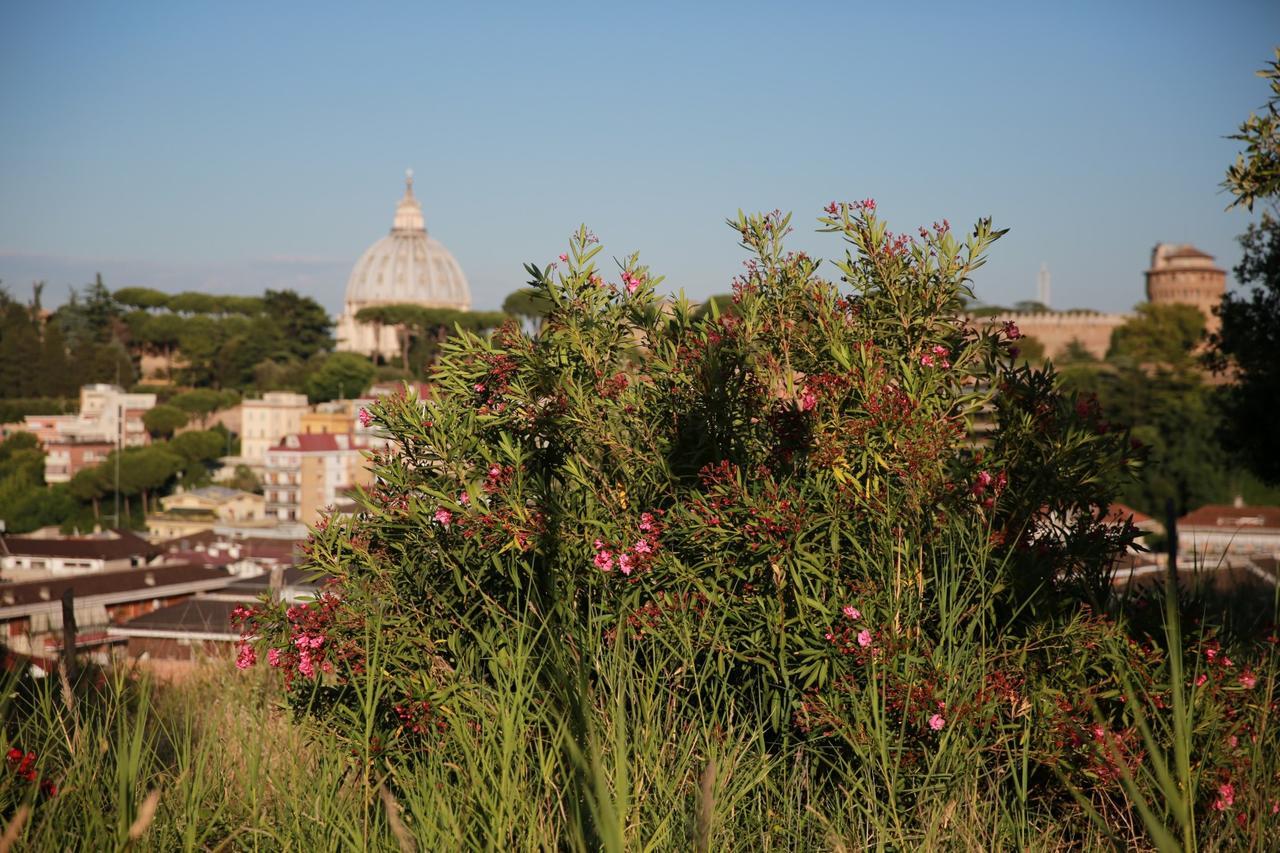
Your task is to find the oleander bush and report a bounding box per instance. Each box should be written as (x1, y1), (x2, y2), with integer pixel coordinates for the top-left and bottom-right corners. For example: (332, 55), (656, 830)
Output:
(228, 205), (1279, 847)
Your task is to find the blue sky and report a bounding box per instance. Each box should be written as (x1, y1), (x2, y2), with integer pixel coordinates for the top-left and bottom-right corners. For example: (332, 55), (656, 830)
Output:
(1, 1), (1276, 315)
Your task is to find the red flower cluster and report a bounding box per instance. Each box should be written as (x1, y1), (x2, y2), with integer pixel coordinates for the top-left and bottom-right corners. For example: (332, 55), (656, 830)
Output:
(6, 747), (56, 797)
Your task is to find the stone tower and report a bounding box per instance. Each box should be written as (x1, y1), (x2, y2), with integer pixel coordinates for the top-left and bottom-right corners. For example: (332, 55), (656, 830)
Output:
(1144, 243), (1226, 333)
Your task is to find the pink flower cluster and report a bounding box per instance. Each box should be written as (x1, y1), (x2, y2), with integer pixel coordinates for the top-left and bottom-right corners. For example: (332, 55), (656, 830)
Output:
(593, 511), (662, 576)
(357, 407), (373, 428)
(920, 345), (951, 369)
(1002, 320), (1022, 340)
(434, 508), (453, 527)
(1213, 782), (1235, 811)
(624, 273), (644, 295)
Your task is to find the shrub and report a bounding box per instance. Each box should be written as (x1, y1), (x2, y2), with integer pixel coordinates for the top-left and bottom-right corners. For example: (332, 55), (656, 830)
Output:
(235, 205), (1279, 844)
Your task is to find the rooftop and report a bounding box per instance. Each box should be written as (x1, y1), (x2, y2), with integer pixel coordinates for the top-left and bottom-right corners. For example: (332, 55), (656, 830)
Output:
(1179, 505), (1280, 531)
(0, 529), (159, 561)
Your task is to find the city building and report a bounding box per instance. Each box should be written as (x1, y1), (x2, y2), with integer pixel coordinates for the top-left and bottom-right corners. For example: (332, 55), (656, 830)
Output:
(0, 562), (234, 661)
(301, 401), (358, 436)
(1178, 502), (1280, 561)
(42, 438), (114, 484)
(1146, 243), (1227, 334)
(0, 529), (161, 579)
(262, 433), (372, 526)
(0, 384), (157, 484)
(970, 240), (1226, 361)
(335, 171), (471, 360)
(145, 486), (267, 541)
(239, 392), (310, 465)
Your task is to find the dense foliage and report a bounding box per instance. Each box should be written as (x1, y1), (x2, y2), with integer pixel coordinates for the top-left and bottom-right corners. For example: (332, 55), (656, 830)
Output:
(234, 207), (1280, 846)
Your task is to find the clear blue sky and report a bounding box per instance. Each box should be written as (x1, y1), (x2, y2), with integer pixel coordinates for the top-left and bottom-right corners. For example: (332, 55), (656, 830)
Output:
(1, 1), (1276, 315)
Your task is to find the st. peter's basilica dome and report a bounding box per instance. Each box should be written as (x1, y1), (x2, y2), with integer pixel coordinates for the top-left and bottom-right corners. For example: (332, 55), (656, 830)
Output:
(335, 171), (471, 358)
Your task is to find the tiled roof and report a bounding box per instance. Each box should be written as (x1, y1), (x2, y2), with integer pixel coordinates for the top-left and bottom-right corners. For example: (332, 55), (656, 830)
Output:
(267, 433), (369, 453)
(1105, 503), (1158, 528)
(0, 529), (158, 561)
(0, 564), (232, 611)
(116, 598), (239, 635)
(1179, 505), (1280, 531)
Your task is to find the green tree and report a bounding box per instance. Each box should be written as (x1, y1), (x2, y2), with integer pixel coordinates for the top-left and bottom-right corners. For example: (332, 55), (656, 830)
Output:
(113, 287), (171, 311)
(0, 297), (42, 398)
(691, 293), (738, 321)
(117, 446), (182, 515)
(304, 352), (376, 403)
(1208, 50), (1280, 484)
(1223, 48), (1280, 212)
(1108, 303), (1205, 370)
(142, 404), (189, 439)
(170, 388), (227, 427)
(502, 287), (552, 332)
(263, 289), (334, 360)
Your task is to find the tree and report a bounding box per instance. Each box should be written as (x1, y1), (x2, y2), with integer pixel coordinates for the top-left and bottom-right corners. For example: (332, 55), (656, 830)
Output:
(1223, 48), (1280, 213)
(502, 287), (552, 332)
(305, 352), (376, 403)
(1108, 303), (1205, 370)
(1013, 334), (1045, 363)
(0, 298), (42, 398)
(113, 287), (171, 311)
(691, 293), (738, 321)
(263, 289), (334, 360)
(1207, 50), (1280, 483)
(171, 388), (228, 427)
(142, 404), (188, 439)
(117, 446), (181, 515)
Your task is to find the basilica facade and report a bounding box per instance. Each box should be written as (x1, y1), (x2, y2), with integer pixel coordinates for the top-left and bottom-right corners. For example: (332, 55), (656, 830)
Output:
(335, 172), (471, 360)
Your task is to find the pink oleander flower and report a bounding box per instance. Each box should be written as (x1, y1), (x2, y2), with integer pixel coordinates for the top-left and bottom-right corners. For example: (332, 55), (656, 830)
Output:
(298, 651), (316, 679)
(1240, 671), (1257, 689)
(618, 553), (634, 575)
(638, 512), (655, 533)
(434, 508), (453, 526)
(799, 389), (817, 411)
(920, 354), (935, 367)
(594, 550), (614, 572)
(474, 383), (486, 393)
(357, 407), (373, 428)
(625, 274), (642, 294)
(1206, 648), (1218, 662)
(267, 648), (282, 668)
(1213, 782), (1235, 811)
(842, 606), (861, 621)
(857, 629), (872, 648)
(1195, 673), (1208, 686)
(633, 538), (652, 555)
(1003, 320), (1021, 340)
(931, 345), (949, 357)
(928, 713), (945, 731)
(235, 643), (256, 670)
(559, 253), (568, 262)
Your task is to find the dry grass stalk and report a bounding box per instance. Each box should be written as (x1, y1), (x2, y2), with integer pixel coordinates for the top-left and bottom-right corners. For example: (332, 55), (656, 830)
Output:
(0, 805), (30, 853)
(128, 789), (161, 840)
(694, 757), (717, 852)
(379, 784), (416, 853)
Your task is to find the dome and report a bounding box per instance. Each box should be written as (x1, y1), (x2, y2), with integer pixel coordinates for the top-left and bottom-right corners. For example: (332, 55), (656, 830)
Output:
(336, 171), (472, 358)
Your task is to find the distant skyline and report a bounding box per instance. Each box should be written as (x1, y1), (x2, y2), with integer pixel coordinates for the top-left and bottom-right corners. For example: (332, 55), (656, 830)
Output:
(1, 1), (1276, 316)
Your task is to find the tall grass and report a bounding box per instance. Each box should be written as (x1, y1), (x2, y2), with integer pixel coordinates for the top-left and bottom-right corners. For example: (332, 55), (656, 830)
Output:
(1, 555), (1276, 850)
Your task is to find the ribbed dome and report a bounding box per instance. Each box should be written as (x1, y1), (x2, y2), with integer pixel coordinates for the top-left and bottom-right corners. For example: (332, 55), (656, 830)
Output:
(341, 171), (471, 311)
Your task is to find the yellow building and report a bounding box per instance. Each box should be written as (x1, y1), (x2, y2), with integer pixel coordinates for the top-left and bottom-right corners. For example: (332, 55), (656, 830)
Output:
(146, 486), (267, 541)
(301, 402), (356, 435)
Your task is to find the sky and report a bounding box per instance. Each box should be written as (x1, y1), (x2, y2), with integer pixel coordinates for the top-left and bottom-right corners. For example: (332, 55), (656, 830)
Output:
(1, 1), (1276, 316)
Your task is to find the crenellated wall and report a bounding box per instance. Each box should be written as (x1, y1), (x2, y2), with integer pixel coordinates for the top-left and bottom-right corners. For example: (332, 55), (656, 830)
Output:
(969, 311), (1131, 361)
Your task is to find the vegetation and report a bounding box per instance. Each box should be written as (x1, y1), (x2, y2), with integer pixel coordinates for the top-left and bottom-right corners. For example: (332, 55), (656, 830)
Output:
(1209, 49), (1280, 486)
